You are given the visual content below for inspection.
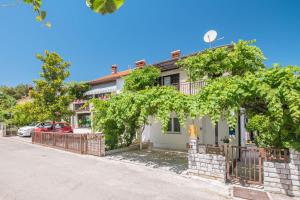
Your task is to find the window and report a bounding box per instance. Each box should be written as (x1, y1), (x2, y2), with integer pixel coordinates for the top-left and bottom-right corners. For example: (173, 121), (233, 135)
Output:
(160, 74), (180, 90)
(167, 117), (181, 134)
(163, 76), (171, 85)
(54, 123), (64, 129)
(78, 114), (91, 128)
(39, 122), (52, 128)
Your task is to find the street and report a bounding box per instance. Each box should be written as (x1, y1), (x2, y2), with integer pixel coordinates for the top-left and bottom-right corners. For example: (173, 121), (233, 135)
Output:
(0, 137), (230, 200)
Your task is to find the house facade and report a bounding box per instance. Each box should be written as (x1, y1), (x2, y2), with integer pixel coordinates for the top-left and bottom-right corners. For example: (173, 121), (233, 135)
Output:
(71, 49), (252, 150)
(142, 50), (244, 150)
(70, 65), (131, 133)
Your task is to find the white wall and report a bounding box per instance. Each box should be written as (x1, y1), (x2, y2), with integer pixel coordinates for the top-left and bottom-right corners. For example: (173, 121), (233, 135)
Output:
(73, 128), (92, 134)
(142, 116), (189, 150)
(85, 81), (117, 96)
(200, 116), (239, 146)
(143, 114), (240, 150)
(116, 78), (125, 93)
(91, 81), (116, 90)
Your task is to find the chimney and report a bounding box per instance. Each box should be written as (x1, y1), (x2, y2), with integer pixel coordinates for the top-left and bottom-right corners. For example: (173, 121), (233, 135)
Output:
(171, 50), (181, 59)
(111, 64), (117, 74)
(135, 59), (146, 69)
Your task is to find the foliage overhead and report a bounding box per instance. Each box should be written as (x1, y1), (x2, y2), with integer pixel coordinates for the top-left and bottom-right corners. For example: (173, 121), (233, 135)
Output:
(23, 0), (51, 28)
(30, 51), (74, 122)
(177, 40), (266, 81)
(86, 0), (125, 15)
(22, 0), (124, 27)
(123, 66), (160, 92)
(192, 66), (300, 150)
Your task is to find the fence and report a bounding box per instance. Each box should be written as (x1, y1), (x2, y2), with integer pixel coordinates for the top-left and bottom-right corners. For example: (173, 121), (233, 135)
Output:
(32, 132), (105, 157)
(194, 143), (289, 185)
(0, 123), (18, 137)
(179, 81), (206, 95)
(169, 81), (206, 95)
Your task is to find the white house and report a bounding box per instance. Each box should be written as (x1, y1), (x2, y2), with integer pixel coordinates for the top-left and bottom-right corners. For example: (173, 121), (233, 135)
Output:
(141, 50), (243, 150)
(71, 49), (251, 150)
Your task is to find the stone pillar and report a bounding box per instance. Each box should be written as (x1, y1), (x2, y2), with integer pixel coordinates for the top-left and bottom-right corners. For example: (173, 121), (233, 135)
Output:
(188, 131), (226, 182)
(100, 133), (106, 156)
(189, 139), (198, 154)
(288, 149), (300, 197)
(188, 138), (198, 175)
(264, 149), (300, 197)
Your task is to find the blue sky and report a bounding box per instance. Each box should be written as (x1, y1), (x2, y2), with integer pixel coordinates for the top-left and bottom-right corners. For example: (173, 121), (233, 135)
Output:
(0, 0), (300, 86)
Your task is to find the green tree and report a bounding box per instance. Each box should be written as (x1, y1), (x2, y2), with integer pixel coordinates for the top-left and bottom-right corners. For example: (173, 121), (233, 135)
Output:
(12, 102), (37, 126)
(192, 66), (300, 150)
(177, 40), (266, 81)
(123, 66), (160, 91)
(0, 92), (16, 123)
(0, 84), (30, 100)
(30, 51), (73, 122)
(66, 81), (91, 100)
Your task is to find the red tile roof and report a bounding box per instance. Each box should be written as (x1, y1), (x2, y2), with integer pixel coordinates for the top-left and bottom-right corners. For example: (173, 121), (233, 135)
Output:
(89, 45), (231, 86)
(89, 69), (131, 85)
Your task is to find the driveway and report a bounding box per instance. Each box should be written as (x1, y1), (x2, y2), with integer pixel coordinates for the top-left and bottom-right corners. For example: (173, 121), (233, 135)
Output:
(0, 137), (230, 200)
(106, 149), (188, 174)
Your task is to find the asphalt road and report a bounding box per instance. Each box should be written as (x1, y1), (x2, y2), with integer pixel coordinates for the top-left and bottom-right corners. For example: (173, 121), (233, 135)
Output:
(0, 137), (230, 200)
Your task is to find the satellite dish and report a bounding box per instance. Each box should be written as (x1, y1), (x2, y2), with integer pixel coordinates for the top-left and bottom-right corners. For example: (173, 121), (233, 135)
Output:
(203, 30), (218, 43)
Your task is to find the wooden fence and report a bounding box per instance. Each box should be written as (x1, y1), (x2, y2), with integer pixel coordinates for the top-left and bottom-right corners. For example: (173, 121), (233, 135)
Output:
(32, 132), (105, 156)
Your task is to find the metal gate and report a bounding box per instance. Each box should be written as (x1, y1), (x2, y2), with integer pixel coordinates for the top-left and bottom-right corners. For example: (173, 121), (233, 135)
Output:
(225, 146), (264, 185)
(225, 146), (289, 186)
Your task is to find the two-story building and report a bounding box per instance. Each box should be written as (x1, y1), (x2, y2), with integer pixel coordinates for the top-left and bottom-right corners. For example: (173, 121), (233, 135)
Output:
(71, 48), (250, 150)
(141, 50), (243, 150)
(70, 65), (131, 133)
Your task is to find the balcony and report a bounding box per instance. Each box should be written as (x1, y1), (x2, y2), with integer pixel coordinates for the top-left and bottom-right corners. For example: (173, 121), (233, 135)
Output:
(73, 101), (90, 112)
(168, 80), (206, 95)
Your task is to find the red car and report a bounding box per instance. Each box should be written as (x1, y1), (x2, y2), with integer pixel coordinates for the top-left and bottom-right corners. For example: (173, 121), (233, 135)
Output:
(34, 122), (73, 134)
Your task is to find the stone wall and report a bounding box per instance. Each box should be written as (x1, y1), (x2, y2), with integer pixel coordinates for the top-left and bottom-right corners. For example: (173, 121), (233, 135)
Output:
(188, 139), (226, 182)
(264, 149), (300, 197)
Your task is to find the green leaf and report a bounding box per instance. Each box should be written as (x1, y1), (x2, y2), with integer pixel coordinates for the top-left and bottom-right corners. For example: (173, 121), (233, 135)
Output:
(45, 22), (52, 28)
(86, 0), (125, 15)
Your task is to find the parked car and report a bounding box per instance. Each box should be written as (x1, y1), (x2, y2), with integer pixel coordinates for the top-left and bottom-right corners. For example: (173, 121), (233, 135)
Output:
(17, 123), (40, 137)
(34, 122), (73, 134)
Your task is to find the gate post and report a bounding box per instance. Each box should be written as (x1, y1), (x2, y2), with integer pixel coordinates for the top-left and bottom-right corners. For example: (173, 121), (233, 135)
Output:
(80, 135), (83, 154)
(188, 124), (198, 174)
(258, 148), (266, 185)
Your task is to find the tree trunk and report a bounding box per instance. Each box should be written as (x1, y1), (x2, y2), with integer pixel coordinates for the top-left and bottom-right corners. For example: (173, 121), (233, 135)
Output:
(139, 125), (145, 150)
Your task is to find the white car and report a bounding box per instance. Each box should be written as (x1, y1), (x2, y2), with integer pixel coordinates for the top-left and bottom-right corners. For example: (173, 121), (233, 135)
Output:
(17, 123), (40, 137)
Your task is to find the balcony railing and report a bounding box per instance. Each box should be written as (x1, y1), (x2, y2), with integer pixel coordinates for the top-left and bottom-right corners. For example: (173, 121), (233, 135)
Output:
(73, 102), (90, 112)
(168, 81), (206, 95)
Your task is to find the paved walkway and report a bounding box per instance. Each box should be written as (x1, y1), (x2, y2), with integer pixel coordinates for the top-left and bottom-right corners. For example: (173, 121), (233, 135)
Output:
(106, 149), (188, 174)
(0, 137), (230, 200)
